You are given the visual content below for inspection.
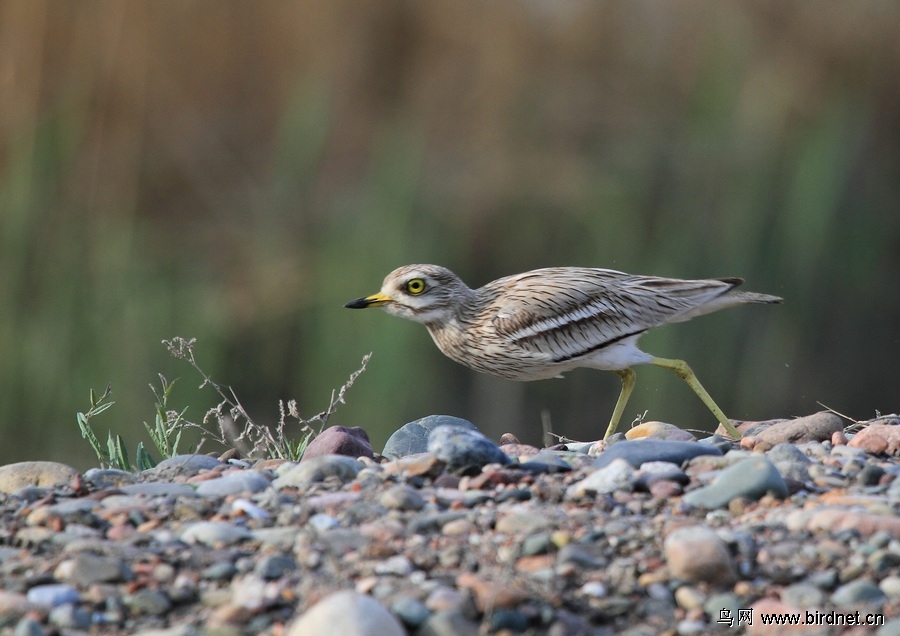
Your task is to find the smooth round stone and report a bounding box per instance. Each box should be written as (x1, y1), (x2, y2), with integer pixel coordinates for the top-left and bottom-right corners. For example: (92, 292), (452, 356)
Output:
(566, 458), (636, 497)
(580, 581), (607, 598)
(125, 589), (172, 616)
(766, 443), (813, 482)
(418, 609), (480, 636)
(12, 617), (44, 636)
(427, 425), (509, 469)
(880, 575), (900, 598)
(180, 521), (252, 546)
(26, 584), (80, 607)
(831, 579), (887, 606)
(142, 454), (224, 479)
(383, 415), (478, 459)
(682, 456), (788, 508)
(202, 562), (238, 581)
(625, 421), (696, 441)
(636, 461), (689, 487)
(273, 455), (363, 489)
(55, 553), (130, 586)
(390, 596), (430, 628)
(495, 510), (552, 535)
(379, 485), (425, 511)
(287, 590), (404, 636)
(119, 482), (198, 497)
(83, 468), (138, 488)
(250, 526), (299, 550)
(592, 440), (722, 470)
(255, 554), (296, 579)
(302, 426), (374, 460)
(232, 498), (270, 520)
(48, 603), (91, 630)
(489, 609), (529, 632)
(703, 592), (740, 618)
(781, 582), (826, 607)
(0, 461), (80, 494)
(308, 513), (339, 532)
(374, 555), (413, 576)
(877, 618), (900, 636)
(517, 451), (574, 474)
(752, 412), (844, 451)
(664, 526), (736, 587)
(195, 470), (271, 497)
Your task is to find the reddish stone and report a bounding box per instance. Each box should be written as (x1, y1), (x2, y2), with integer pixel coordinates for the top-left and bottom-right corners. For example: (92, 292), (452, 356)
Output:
(301, 426), (373, 461)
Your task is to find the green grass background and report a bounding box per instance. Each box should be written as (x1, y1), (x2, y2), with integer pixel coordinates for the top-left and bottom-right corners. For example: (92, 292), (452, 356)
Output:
(2, 2), (899, 468)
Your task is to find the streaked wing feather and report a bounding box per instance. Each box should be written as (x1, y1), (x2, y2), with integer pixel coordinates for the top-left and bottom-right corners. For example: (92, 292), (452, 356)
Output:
(489, 268), (736, 359)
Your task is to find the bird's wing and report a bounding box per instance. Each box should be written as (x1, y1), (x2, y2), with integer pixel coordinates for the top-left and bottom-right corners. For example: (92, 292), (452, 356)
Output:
(489, 268), (737, 361)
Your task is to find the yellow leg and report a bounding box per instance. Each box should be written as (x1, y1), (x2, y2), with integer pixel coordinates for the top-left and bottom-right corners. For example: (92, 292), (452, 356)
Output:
(650, 357), (742, 439)
(604, 368), (636, 440)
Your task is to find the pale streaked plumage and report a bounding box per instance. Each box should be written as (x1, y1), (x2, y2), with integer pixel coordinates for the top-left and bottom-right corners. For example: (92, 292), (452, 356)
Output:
(345, 264), (782, 439)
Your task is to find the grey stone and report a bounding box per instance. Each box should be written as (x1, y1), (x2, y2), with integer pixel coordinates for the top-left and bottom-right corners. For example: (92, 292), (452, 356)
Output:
(831, 579), (887, 606)
(592, 439), (722, 470)
(390, 596), (430, 628)
(195, 470), (271, 497)
(383, 415), (478, 459)
(379, 484), (425, 511)
(567, 458), (636, 497)
(418, 609), (480, 636)
(427, 425), (509, 469)
(180, 521), (253, 546)
(142, 454), (224, 480)
(125, 589), (172, 616)
(56, 553), (131, 586)
(273, 455), (363, 489)
(255, 554), (296, 579)
(48, 603), (91, 630)
(286, 590), (405, 636)
(683, 456), (788, 508)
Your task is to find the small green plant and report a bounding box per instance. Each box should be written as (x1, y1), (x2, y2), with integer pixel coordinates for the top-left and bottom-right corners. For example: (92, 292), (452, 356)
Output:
(76, 384), (134, 471)
(77, 338), (371, 469)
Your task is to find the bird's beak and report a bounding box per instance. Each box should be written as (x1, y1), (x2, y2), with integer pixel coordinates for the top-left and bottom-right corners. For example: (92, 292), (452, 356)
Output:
(344, 292), (392, 309)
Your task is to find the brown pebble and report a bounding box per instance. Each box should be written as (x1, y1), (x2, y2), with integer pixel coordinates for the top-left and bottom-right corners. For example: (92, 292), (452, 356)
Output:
(456, 572), (526, 611)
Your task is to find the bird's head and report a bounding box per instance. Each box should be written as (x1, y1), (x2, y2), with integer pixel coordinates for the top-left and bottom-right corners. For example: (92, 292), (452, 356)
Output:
(345, 264), (472, 324)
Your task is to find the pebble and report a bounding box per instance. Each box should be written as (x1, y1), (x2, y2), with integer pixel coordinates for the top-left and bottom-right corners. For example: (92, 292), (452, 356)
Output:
(272, 455), (363, 488)
(566, 457), (636, 497)
(664, 525), (737, 586)
(143, 454), (224, 480)
(195, 470), (270, 497)
(26, 584), (80, 607)
(592, 439), (722, 470)
(849, 419), (900, 455)
(382, 415), (478, 459)
(301, 425), (374, 460)
(0, 412), (898, 635)
(180, 521), (253, 546)
(831, 578), (888, 606)
(625, 421), (696, 441)
(682, 456), (787, 508)
(426, 424), (510, 469)
(750, 411), (845, 451)
(0, 461), (80, 493)
(286, 590), (404, 636)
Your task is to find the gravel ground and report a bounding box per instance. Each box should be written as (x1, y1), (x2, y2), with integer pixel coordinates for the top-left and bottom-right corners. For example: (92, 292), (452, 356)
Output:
(1, 411), (899, 635)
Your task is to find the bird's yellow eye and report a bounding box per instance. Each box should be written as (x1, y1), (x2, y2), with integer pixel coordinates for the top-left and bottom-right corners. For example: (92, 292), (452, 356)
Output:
(406, 278), (427, 295)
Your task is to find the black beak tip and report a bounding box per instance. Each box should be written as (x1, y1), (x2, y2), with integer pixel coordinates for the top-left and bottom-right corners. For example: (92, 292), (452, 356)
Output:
(345, 298), (369, 309)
